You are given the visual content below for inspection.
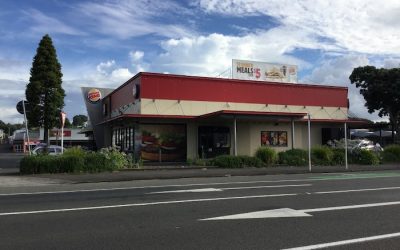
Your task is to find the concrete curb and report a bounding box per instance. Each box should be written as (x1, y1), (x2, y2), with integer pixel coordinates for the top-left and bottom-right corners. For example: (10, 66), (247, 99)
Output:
(14, 164), (400, 184)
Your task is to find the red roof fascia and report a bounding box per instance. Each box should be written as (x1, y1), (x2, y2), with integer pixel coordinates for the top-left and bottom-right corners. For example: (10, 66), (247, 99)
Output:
(97, 114), (196, 125)
(299, 118), (372, 124)
(198, 110), (307, 119)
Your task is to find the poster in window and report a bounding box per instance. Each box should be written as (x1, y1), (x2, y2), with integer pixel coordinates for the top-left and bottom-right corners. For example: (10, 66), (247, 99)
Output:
(261, 131), (288, 147)
(140, 124), (186, 162)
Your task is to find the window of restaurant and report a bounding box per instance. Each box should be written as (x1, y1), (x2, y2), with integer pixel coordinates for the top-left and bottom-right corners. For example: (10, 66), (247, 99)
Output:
(112, 126), (135, 152)
(198, 126), (230, 158)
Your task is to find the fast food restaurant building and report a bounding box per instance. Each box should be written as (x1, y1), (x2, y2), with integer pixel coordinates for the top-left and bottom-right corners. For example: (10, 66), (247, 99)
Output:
(82, 72), (361, 163)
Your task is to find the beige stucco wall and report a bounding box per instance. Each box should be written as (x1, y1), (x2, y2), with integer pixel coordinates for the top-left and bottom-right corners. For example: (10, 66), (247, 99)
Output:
(139, 98), (348, 120)
(186, 121), (344, 159)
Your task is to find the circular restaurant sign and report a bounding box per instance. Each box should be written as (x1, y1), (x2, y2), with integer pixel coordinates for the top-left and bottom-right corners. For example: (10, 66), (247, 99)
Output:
(87, 88), (102, 103)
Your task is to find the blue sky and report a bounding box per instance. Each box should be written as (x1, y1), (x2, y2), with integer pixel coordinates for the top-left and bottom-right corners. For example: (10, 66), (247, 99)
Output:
(1, 0), (400, 123)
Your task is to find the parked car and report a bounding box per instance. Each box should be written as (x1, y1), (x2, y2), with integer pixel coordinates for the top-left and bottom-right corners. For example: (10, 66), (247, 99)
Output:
(32, 145), (65, 155)
(352, 139), (383, 152)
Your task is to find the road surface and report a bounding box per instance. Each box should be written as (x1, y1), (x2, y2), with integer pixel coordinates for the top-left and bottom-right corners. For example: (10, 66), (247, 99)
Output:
(1, 171), (400, 249)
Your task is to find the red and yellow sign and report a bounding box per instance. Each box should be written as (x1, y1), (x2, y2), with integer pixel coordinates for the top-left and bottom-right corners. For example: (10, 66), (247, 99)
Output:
(87, 88), (102, 103)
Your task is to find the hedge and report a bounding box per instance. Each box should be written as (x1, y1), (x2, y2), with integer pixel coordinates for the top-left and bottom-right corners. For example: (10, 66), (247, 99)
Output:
(212, 155), (264, 168)
(20, 147), (131, 174)
(278, 149), (307, 166)
(254, 147), (277, 166)
(311, 146), (333, 166)
(382, 145), (400, 163)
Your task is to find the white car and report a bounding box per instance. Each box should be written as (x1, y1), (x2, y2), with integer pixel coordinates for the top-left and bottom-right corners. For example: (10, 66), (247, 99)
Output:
(32, 145), (65, 155)
(352, 140), (383, 152)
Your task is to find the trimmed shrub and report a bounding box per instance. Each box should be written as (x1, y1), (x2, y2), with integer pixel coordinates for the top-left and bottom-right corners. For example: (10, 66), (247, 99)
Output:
(186, 158), (212, 166)
(63, 146), (87, 158)
(311, 146), (333, 166)
(58, 155), (85, 173)
(237, 155), (264, 168)
(278, 149), (308, 166)
(99, 147), (128, 170)
(20, 146), (131, 174)
(358, 149), (380, 165)
(19, 155), (85, 174)
(84, 152), (108, 172)
(254, 147), (277, 166)
(382, 145), (400, 163)
(331, 148), (345, 166)
(212, 155), (265, 168)
(213, 155), (242, 168)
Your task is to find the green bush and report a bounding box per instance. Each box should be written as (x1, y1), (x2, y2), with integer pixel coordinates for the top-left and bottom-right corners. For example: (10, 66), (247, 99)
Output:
(311, 146), (333, 166)
(349, 148), (380, 165)
(278, 149), (307, 166)
(20, 146), (131, 174)
(237, 155), (264, 167)
(186, 158), (212, 166)
(63, 146), (87, 158)
(212, 155), (264, 168)
(382, 145), (400, 163)
(99, 147), (128, 170)
(254, 147), (277, 165)
(19, 155), (85, 174)
(358, 149), (380, 165)
(331, 148), (345, 166)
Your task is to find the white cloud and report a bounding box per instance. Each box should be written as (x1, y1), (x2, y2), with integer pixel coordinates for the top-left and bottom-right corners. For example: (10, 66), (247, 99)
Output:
(149, 30), (315, 76)
(197, 0), (400, 55)
(302, 54), (387, 122)
(77, 0), (194, 39)
(129, 51), (144, 62)
(23, 9), (86, 36)
(96, 60), (116, 75)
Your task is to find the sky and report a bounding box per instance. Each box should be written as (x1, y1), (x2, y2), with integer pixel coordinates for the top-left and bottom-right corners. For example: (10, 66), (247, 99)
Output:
(1, 0), (400, 124)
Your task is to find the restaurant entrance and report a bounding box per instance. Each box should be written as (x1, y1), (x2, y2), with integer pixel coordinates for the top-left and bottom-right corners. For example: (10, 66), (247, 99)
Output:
(198, 126), (230, 158)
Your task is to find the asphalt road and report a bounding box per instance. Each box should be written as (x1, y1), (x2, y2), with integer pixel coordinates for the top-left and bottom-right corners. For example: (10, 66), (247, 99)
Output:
(1, 171), (400, 249)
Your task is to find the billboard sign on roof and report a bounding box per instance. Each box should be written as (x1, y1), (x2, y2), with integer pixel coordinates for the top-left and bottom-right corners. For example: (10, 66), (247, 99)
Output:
(232, 59), (298, 83)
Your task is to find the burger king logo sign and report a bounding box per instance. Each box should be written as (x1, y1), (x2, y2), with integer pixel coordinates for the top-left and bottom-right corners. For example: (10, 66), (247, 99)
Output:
(87, 88), (102, 103)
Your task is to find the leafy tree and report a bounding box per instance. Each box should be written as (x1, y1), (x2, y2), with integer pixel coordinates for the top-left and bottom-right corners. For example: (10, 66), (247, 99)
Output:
(0, 120), (24, 136)
(72, 114), (88, 127)
(26, 34), (65, 145)
(64, 118), (72, 128)
(349, 66), (400, 142)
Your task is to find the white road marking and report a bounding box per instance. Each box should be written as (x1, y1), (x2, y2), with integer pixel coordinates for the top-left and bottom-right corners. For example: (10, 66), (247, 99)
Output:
(150, 188), (223, 194)
(0, 193), (298, 216)
(315, 186), (400, 194)
(282, 232), (400, 250)
(201, 201), (400, 220)
(148, 184), (311, 194)
(302, 200), (400, 213)
(201, 208), (311, 220)
(0, 180), (310, 196)
(221, 184), (311, 190)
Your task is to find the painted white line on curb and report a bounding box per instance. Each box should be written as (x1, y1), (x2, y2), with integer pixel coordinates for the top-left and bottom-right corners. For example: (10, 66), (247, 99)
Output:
(148, 184), (311, 194)
(315, 186), (400, 194)
(0, 193), (298, 216)
(282, 232), (400, 250)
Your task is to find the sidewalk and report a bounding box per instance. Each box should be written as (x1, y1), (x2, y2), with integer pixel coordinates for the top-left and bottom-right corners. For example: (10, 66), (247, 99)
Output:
(19, 164), (400, 184)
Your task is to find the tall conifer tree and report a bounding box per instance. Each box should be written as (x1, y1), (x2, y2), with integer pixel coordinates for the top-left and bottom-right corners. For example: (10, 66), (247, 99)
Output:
(26, 34), (65, 145)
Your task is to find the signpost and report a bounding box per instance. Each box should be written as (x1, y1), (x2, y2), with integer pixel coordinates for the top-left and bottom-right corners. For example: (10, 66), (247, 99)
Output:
(60, 111), (66, 154)
(16, 100), (31, 155)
